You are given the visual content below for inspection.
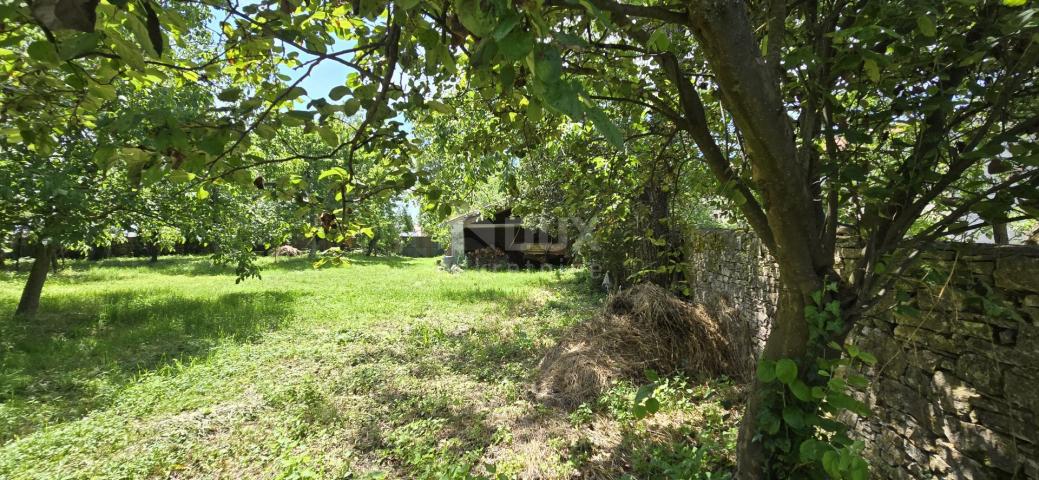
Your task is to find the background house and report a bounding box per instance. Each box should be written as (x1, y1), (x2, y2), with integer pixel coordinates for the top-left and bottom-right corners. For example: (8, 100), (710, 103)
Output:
(445, 208), (569, 267)
(399, 229), (444, 257)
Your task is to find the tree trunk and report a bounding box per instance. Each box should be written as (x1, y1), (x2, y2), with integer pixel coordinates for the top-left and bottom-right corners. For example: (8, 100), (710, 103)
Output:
(15, 235), (22, 271)
(639, 181), (679, 287)
(50, 247), (60, 273)
(16, 243), (54, 316)
(993, 223), (1009, 244)
(366, 233), (379, 256)
(735, 283), (812, 478)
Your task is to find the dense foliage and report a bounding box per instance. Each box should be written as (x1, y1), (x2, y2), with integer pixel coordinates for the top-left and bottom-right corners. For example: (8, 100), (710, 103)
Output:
(4, 0), (1039, 476)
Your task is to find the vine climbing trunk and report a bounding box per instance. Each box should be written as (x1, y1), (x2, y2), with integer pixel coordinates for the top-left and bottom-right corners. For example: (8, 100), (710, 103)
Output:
(735, 283), (812, 478)
(16, 243), (55, 316)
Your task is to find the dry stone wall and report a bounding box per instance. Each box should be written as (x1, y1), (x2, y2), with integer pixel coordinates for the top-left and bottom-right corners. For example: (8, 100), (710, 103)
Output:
(684, 228), (1039, 479)
(682, 229), (779, 353)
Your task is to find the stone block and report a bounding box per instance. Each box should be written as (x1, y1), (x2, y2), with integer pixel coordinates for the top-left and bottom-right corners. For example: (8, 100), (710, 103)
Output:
(944, 420), (1021, 474)
(971, 407), (1035, 443)
(932, 370), (979, 417)
(955, 320), (994, 341)
(995, 255), (1039, 292)
(878, 378), (931, 427)
(893, 310), (950, 333)
(1004, 367), (1039, 417)
(955, 353), (1003, 396)
(905, 349), (945, 372)
(966, 261), (995, 276)
(894, 325), (959, 353)
(937, 443), (995, 480)
(916, 285), (973, 313)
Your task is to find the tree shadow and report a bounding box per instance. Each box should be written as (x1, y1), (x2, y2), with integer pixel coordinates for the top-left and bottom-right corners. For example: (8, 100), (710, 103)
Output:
(437, 278), (604, 383)
(343, 255), (415, 269)
(34, 256), (240, 281)
(437, 287), (532, 311)
(0, 288), (297, 443)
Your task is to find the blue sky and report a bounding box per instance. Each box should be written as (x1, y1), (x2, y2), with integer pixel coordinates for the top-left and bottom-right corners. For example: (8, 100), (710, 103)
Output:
(280, 42), (422, 225)
(204, 9), (423, 225)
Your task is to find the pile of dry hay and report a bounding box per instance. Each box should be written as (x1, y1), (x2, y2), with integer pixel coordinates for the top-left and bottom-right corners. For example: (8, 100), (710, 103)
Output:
(534, 283), (754, 408)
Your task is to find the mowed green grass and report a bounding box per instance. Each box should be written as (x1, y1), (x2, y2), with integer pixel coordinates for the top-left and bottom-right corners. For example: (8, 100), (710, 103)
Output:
(0, 256), (739, 479)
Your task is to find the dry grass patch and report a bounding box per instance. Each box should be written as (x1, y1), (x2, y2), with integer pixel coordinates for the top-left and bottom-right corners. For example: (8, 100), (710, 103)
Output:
(534, 283), (754, 409)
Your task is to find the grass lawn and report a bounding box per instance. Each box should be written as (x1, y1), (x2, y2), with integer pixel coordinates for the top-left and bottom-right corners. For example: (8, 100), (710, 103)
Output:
(0, 256), (739, 479)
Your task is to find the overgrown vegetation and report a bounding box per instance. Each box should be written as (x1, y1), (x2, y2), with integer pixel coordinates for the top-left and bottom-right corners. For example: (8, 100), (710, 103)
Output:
(5, 0), (1039, 475)
(0, 256), (738, 479)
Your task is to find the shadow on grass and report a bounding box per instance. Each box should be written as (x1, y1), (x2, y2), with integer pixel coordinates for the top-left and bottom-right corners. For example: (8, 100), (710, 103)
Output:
(342, 254), (415, 269)
(0, 288), (297, 443)
(265, 254), (417, 271)
(435, 278), (605, 383)
(437, 287), (532, 310)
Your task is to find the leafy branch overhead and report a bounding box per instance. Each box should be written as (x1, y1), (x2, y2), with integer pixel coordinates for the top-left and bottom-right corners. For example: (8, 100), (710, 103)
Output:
(3, 0), (1039, 476)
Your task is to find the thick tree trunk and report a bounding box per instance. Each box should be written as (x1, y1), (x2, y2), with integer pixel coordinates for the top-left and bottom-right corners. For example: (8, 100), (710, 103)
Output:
(16, 243), (54, 316)
(735, 283), (812, 478)
(639, 181), (679, 287)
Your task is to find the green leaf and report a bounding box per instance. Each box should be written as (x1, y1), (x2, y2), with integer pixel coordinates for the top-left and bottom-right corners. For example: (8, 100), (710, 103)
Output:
(863, 59), (880, 83)
(492, 14), (522, 41)
(28, 41), (61, 65)
(454, 0), (493, 37)
(498, 29), (534, 61)
(1003, 0), (1027, 6)
(782, 406), (804, 429)
(317, 126), (339, 147)
(126, 12), (159, 56)
(847, 374), (869, 389)
(775, 359), (798, 385)
(644, 397), (660, 415)
(916, 15), (936, 37)
(169, 170), (195, 182)
(535, 47), (562, 83)
(799, 439), (819, 462)
(427, 100), (454, 114)
(108, 32), (147, 70)
(587, 108), (624, 148)
(540, 78), (584, 118)
(329, 85), (351, 100)
(93, 146), (117, 169)
(318, 167), (348, 180)
(197, 186), (210, 200)
(850, 457), (869, 480)
(255, 124), (277, 139)
(526, 100), (543, 123)
(647, 28), (670, 52)
(757, 360), (776, 383)
(88, 83), (118, 101)
(342, 99), (361, 116)
(822, 451), (840, 477)
(217, 87), (243, 102)
(790, 380), (812, 401)
(59, 32), (101, 60)
(283, 86), (308, 101)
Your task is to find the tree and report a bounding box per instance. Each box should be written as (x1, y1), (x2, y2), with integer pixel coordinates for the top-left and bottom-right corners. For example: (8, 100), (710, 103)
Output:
(414, 92), (725, 288)
(6, 0), (1038, 476)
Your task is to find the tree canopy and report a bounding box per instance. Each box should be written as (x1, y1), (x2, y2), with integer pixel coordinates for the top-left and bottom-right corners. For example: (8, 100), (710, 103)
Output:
(3, 0), (1039, 476)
